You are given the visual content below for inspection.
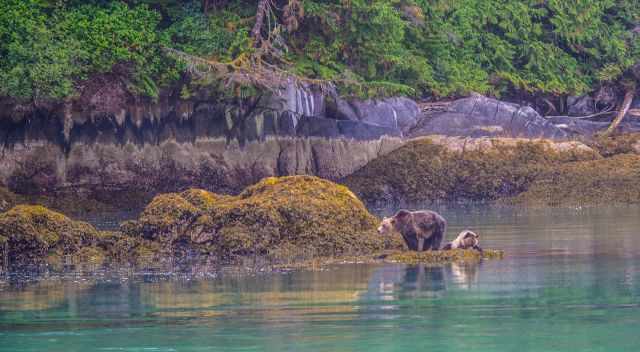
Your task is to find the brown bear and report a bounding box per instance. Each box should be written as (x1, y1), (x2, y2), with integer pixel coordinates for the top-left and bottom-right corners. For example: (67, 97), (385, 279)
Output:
(442, 230), (482, 252)
(377, 209), (446, 251)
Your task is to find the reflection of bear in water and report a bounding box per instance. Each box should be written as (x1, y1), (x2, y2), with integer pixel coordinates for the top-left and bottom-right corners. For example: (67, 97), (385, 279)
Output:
(366, 265), (446, 300)
(447, 261), (480, 289)
(378, 210), (446, 251)
(401, 265), (446, 294)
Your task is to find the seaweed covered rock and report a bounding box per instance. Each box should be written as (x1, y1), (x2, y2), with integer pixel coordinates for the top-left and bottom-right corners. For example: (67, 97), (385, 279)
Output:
(386, 249), (504, 264)
(0, 205), (106, 266)
(516, 154), (640, 206)
(343, 137), (600, 205)
(123, 176), (390, 260)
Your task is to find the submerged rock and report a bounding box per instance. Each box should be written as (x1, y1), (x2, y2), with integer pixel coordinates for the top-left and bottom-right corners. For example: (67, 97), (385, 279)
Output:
(386, 249), (504, 264)
(0, 205), (106, 266)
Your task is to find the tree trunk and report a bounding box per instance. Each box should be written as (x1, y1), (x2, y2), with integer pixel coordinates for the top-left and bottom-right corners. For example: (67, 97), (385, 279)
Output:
(605, 87), (635, 136)
(251, 0), (270, 46)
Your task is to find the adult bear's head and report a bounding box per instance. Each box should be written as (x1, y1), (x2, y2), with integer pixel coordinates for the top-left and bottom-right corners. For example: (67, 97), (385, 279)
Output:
(377, 210), (411, 235)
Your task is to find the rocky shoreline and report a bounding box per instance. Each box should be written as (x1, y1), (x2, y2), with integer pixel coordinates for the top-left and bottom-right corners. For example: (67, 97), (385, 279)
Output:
(2, 88), (640, 269)
(344, 134), (640, 207)
(0, 176), (511, 270)
(3, 86), (640, 208)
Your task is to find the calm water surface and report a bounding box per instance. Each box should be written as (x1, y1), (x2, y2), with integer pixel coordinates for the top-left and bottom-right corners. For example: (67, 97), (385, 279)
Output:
(1, 206), (640, 351)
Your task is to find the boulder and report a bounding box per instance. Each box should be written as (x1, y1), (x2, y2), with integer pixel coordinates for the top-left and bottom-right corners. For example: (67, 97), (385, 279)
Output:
(0, 205), (106, 266)
(123, 176), (390, 259)
(265, 80), (326, 117)
(330, 97), (420, 134)
(548, 116), (640, 137)
(567, 95), (596, 116)
(342, 136), (603, 206)
(411, 95), (568, 139)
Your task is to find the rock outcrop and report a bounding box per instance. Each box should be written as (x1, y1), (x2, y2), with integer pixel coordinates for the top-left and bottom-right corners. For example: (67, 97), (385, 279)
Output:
(122, 176), (391, 260)
(0, 205), (107, 267)
(0, 82), (404, 199)
(410, 95), (568, 139)
(329, 96), (421, 134)
(0, 176), (398, 266)
(341, 136), (634, 206)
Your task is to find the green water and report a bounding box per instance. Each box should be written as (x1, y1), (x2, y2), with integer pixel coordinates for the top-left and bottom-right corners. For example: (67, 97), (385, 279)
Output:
(1, 206), (640, 351)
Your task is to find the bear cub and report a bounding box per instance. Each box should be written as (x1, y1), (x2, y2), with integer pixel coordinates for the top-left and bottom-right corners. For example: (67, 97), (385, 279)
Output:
(442, 230), (482, 252)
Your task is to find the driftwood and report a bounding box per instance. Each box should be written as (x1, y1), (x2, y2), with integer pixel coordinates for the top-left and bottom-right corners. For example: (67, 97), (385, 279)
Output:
(544, 110), (619, 120)
(605, 88), (635, 136)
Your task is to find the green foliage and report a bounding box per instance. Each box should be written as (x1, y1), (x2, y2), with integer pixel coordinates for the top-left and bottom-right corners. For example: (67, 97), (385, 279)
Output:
(0, 0), (638, 101)
(0, 0), (164, 100)
(0, 0), (80, 100)
(160, 4), (251, 60)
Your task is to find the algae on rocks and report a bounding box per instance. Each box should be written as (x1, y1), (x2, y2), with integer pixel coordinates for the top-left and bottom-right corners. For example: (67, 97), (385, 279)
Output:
(0, 176), (398, 267)
(343, 136), (640, 206)
(122, 176), (393, 261)
(385, 249), (504, 265)
(0, 205), (107, 267)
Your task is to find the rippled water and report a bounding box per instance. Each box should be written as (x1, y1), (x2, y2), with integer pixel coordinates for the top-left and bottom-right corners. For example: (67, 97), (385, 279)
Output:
(1, 206), (640, 351)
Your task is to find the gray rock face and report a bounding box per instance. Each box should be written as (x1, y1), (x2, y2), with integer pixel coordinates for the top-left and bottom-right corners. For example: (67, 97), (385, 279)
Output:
(266, 80), (326, 117)
(547, 116), (640, 136)
(411, 95), (568, 139)
(567, 95), (596, 117)
(330, 97), (420, 134)
(0, 97), (403, 195)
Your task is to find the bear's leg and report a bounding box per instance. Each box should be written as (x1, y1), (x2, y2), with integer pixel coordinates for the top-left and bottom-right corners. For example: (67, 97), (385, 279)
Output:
(431, 222), (445, 250)
(402, 233), (418, 251)
(422, 236), (435, 251)
(431, 235), (443, 250)
(417, 237), (425, 252)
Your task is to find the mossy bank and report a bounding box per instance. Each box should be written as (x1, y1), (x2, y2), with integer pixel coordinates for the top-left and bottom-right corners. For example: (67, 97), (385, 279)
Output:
(342, 134), (640, 207)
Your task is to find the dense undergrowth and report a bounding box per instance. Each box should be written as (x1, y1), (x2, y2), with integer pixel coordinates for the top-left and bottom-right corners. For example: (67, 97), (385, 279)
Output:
(1, 0), (638, 103)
